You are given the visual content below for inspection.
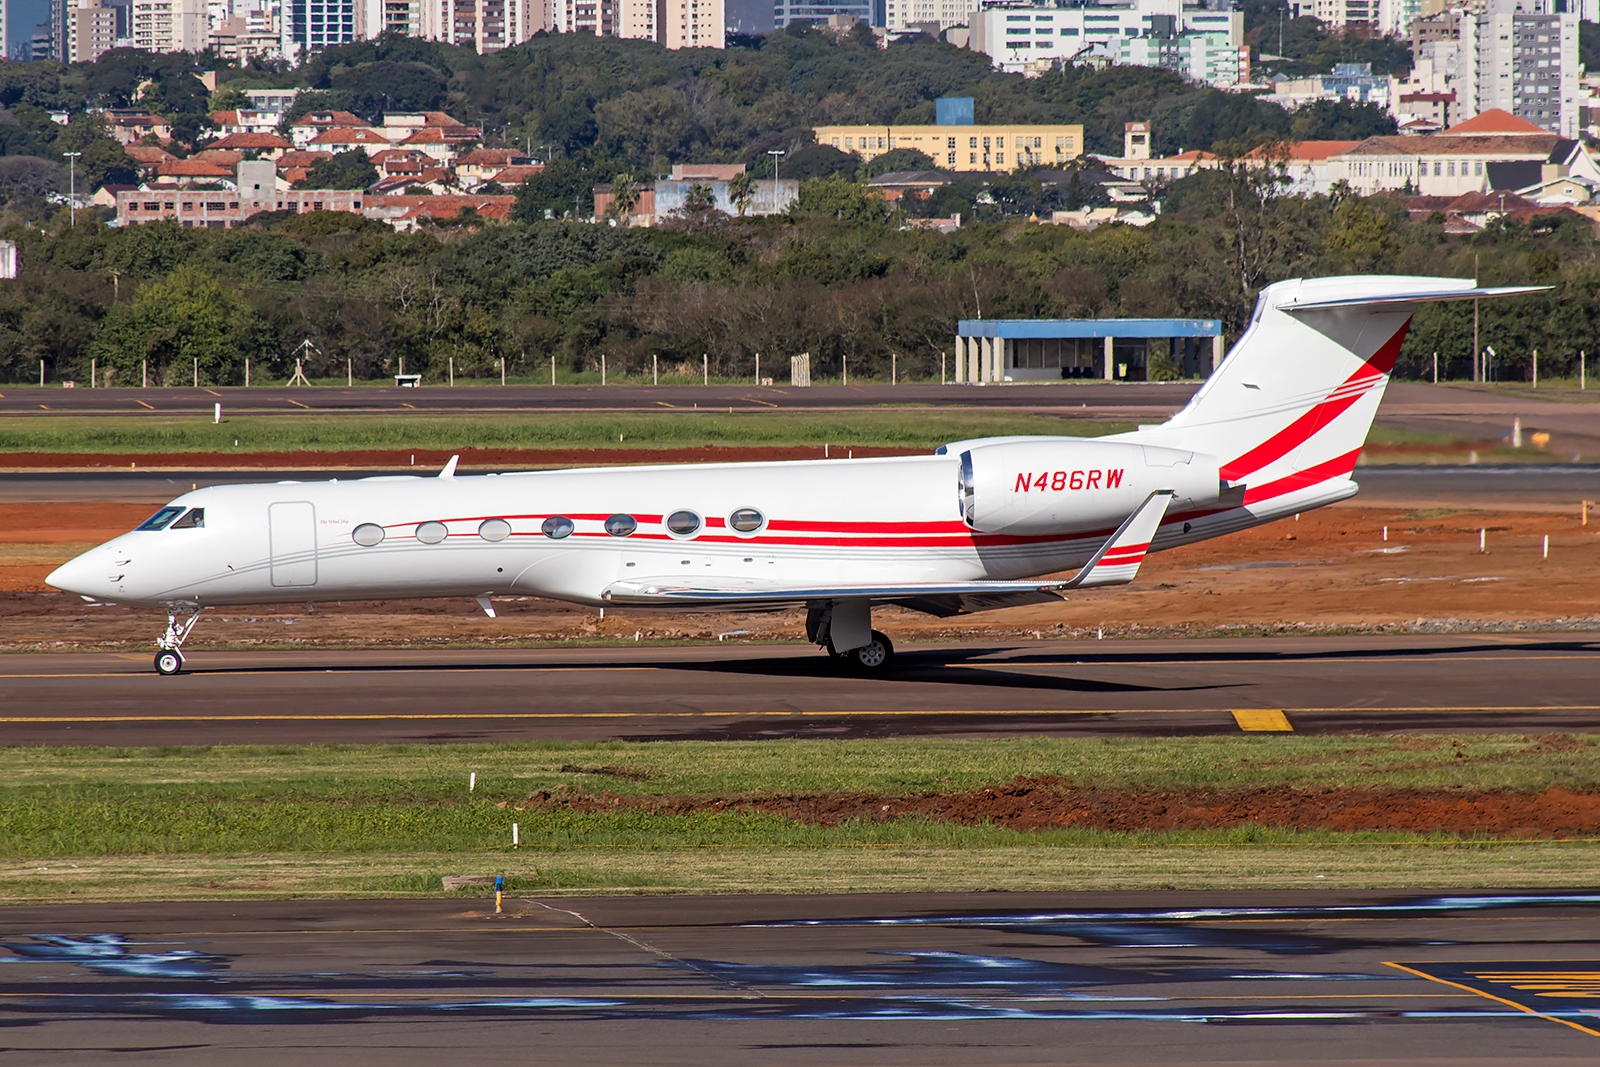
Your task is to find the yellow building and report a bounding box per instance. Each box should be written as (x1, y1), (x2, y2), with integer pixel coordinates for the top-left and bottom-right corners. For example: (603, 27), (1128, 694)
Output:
(811, 124), (1085, 172)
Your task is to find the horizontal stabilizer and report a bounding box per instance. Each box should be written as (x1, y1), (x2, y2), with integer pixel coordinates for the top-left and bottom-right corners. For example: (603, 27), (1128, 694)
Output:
(1059, 490), (1173, 589)
(1278, 285), (1547, 311)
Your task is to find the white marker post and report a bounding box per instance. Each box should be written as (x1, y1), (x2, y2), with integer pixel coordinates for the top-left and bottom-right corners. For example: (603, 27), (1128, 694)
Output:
(1543, 535), (1549, 559)
(214, 403), (221, 424)
(1480, 528), (1487, 553)
(470, 771), (476, 792)
(512, 823), (519, 847)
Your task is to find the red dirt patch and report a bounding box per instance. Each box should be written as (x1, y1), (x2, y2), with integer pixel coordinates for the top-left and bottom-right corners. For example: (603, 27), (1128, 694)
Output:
(522, 775), (1600, 838)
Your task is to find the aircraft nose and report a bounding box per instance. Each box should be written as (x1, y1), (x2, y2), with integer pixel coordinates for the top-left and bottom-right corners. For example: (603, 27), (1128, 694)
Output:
(46, 549), (119, 600)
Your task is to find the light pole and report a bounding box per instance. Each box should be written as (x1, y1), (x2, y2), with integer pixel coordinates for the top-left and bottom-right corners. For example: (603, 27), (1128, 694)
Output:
(767, 148), (785, 182)
(62, 151), (81, 228)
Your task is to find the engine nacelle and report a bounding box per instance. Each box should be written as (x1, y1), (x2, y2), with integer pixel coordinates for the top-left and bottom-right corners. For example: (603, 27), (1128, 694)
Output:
(957, 438), (1220, 534)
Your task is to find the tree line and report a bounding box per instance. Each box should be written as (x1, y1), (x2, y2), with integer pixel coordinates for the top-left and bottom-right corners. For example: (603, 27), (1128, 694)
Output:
(0, 161), (1590, 388)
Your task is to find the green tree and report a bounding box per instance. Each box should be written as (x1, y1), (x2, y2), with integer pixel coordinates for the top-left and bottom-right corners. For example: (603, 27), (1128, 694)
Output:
(296, 149), (378, 190)
(208, 86), (251, 112)
(859, 147), (937, 178)
(88, 264), (263, 385)
(792, 175), (894, 222)
(608, 172), (641, 222)
(728, 169), (754, 216)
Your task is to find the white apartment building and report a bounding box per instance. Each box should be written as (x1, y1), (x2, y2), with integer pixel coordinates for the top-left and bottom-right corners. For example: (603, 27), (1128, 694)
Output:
(1329, 111), (1600, 195)
(968, 0), (1242, 80)
(431, 0), (538, 50)
(660, 0), (721, 46)
(1457, 0), (1578, 137)
(1314, 0), (1372, 28)
(132, 0), (207, 51)
(1118, 29), (1245, 87)
(884, 0), (976, 33)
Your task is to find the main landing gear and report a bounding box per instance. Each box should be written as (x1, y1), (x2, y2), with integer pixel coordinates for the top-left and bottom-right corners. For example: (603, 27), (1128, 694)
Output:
(831, 630), (895, 672)
(808, 599), (896, 673)
(154, 609), (203, 676)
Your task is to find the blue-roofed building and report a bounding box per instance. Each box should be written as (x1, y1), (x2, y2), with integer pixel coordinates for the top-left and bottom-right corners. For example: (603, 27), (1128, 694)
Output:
(955, 317), (1223, 382)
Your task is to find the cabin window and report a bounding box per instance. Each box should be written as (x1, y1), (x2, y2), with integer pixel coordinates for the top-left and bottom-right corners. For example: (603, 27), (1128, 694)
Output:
(169, 508), (205, 529)
(665, 510), (702, 536)
(136, 506), (185, 531)
(352, 523), (385, 546)
(605, 514), (638, 537)
(542, 516), (574, 539)
(728, 507), (765, 533)
(416, 521), (447, 544)
(479, 518), (511, 542)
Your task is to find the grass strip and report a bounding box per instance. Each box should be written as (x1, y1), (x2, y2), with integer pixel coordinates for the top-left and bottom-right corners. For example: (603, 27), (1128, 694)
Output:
(0, 736), (1595, 861)
(0, 413), (1128, 454)
(3, 736), (1593, 798)
(4, 843), (1597, 903)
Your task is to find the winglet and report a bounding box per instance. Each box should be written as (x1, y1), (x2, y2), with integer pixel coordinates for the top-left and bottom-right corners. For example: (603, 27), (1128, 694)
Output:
(439, 455), (459, 479)
(1062, 491), (1174, 589)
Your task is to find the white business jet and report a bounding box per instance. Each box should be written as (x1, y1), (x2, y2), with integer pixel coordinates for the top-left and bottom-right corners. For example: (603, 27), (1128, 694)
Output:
(48, 275), (1538, 675)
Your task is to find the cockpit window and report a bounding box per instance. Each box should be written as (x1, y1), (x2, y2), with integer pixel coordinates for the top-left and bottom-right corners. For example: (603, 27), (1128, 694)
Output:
(169, 508), (205, 529)
(136, 506), (185, 531)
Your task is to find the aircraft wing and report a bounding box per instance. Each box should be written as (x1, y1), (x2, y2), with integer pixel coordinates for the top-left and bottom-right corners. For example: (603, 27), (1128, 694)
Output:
(600, 492), (1176, 617)
(600, 576), (1073, 615)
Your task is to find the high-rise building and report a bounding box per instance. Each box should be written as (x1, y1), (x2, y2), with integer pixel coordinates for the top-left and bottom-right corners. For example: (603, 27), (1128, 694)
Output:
(1458, 0), (1577, 136)
(774, 0), (873, 31)
(659, 0), (721, 46)
(131, 0), (205, 51)
(66, 0), (116, 57)
(883, 0), (971, 33)
(969, 0), (1242, 79)
(282, 0), (356, 56)
(428, 0), (534, 49)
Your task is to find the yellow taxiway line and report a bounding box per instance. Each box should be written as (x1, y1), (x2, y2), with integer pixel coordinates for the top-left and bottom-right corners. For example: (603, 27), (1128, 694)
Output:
(1385, 962), (1600, 1038)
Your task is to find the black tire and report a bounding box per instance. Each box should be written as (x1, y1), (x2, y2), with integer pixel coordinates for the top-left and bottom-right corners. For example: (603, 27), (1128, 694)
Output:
(154, 650), (184, 676)
(835, 630), (894, 672)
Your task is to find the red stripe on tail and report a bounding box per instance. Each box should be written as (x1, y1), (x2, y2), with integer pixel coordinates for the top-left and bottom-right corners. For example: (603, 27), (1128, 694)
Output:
(1220, 318), (1410, 482)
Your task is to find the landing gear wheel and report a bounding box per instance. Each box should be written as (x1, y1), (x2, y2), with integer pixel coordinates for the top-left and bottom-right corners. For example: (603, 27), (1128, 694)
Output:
(154, 649), (184, 676)
(832, 630), (894, 672)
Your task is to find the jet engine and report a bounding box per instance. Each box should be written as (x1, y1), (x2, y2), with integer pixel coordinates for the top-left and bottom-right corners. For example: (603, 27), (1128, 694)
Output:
(956, 438), (1220, 534)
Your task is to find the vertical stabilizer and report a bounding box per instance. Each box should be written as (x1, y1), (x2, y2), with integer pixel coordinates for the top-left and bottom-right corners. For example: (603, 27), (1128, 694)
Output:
(1127, 276), (1540, 513)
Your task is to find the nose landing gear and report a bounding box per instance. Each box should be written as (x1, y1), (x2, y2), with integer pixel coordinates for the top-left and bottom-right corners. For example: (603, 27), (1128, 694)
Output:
(154, 609), (204, 676)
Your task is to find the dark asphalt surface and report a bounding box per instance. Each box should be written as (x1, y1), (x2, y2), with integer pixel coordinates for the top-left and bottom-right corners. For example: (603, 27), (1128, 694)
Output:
(4, 634), (1598, 745)
(0, 382), (1201, 415)
(1, 890), (1597, 1064)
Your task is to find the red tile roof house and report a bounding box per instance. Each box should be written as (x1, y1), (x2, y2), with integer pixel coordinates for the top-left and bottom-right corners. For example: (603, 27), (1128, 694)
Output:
(486, 164), (544, 186)
(370, 148), (433, 179)
(204, 131), (292, 160)
(151, 156), (241, 187)
(363, 194), (514, 231)
(454, 148), (532, 185)
(287, 110), (375, 149)
(124, 144), (178, 177)
(107, 112), (173, 147)
(305, 127), (392, 153)
(398, 126), (478, 163)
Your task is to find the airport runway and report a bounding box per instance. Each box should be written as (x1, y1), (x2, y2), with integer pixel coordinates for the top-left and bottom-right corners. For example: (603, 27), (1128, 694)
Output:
(1, 890), (1597, 1064)
(3, 635), (1598, 746)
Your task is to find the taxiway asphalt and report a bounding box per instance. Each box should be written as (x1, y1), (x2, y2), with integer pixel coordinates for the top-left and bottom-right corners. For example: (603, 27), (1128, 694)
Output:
(3, 634), (1597, 746)
(1, 890), (1597, 1064)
